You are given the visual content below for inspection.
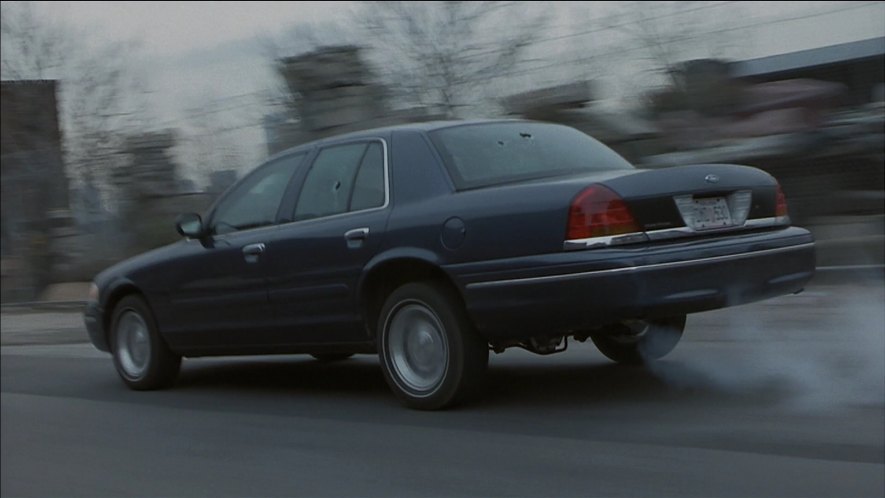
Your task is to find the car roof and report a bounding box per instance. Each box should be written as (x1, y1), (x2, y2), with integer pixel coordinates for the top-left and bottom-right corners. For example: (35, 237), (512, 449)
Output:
(267, 118), (538, 161)
(323, 118), (535, 138)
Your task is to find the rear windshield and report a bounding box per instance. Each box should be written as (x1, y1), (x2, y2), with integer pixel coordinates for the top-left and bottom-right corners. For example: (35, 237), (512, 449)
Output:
(428, 122), (634, 190)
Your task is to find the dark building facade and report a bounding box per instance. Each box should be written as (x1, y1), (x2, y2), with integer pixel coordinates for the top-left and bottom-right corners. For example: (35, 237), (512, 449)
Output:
(1, 80), (70, 299)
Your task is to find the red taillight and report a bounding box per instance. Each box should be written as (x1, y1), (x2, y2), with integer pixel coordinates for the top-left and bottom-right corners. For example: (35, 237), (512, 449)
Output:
(567, 185), (640, 239)
(775, 183), (789, 219)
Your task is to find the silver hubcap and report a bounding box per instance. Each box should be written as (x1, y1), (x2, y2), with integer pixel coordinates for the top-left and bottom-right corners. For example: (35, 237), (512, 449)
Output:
(387, 302), (448, 393)
(116, 310), (151, 379)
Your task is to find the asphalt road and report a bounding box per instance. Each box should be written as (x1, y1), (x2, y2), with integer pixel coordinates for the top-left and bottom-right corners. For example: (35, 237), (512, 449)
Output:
(2, 280), (883, 497)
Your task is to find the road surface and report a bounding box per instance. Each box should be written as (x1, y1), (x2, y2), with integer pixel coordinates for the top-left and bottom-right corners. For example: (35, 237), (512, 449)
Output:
(2, 279), (883, 497)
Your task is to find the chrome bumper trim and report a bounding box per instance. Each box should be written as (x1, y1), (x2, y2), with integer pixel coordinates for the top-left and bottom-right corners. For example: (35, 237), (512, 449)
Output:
(564, 217), (789, 250)
(467, 242), (815, 289)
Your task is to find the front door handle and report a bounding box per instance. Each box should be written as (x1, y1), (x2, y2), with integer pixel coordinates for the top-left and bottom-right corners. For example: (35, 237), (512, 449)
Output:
(344, 227), (369, 249)
(344, 228), (369, 240)
(242, 243), (265, 263)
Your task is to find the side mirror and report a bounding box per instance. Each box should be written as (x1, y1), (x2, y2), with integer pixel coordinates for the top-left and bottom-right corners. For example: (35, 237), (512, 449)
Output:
(176, 213), (205, 238)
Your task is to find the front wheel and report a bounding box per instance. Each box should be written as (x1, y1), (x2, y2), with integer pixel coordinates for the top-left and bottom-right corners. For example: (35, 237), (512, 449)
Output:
(590, 316), (686, 365)
(377, 282), (488, 410)
(110, 295), (181, 390)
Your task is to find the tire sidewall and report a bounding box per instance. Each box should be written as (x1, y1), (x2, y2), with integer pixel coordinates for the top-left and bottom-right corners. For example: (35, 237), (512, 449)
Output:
(592, 316), (686, 364)
(110, 295), (178, 389)
(377, 282), (478, 410)
(637, 315), (685, 360)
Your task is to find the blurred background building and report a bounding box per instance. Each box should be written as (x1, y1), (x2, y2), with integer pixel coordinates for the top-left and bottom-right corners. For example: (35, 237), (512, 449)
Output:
(0, 2), (882, 302)
(1, 80), (70, 301)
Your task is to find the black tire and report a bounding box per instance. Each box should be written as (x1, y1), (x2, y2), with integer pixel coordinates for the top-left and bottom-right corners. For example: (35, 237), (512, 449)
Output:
(110, 295), (181, 390)
(590, 316), (686, 365)
(377, 281), (488, 410)
(310, 353), (355, 362)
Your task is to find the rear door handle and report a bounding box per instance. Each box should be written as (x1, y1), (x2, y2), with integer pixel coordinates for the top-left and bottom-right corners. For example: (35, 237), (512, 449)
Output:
(344, 228), (369, 249)
(242, 243), (265, 263)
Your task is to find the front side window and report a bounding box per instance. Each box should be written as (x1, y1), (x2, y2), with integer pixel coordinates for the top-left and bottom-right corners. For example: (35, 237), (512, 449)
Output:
(211, 153), (305, 235)
(294, 141), (386, 221)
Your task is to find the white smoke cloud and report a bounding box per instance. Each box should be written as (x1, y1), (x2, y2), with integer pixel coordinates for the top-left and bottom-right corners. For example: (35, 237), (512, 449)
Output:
(648, 276), (885, 412)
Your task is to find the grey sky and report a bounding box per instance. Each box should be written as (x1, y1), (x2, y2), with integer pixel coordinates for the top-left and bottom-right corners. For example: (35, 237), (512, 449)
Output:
(12, 1), (885, 184)
(32, 1), (885, 59)
(30, 1), (357, 57)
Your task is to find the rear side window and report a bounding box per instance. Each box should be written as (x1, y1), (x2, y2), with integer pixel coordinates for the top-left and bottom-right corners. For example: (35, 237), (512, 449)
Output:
(349, 142), (385, 211)
(294, 141), (387, 221)
(429, 122), (634, 190)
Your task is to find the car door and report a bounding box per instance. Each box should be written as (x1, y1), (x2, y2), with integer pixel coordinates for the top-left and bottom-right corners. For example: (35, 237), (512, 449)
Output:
(161, 152), (307, 349)
(263, 139), (391, 345)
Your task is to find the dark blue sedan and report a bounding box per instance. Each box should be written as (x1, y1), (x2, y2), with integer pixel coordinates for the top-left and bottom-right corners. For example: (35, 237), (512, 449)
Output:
(84, 120), (815, 409)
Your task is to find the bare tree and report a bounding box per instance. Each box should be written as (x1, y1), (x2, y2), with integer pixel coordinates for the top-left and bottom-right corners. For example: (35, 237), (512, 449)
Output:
(356, 1), (551, 117)
(599, 1), (745, 97)
(174, 94), (258, 190)
(1, 1), (150, 193)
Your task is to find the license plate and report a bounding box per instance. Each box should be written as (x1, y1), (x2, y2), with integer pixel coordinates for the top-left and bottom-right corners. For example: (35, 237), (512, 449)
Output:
(676, 196), (733, 230)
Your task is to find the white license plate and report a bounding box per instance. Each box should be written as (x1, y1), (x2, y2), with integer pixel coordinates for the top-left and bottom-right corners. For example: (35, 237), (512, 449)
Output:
(680, 197), (733, 230)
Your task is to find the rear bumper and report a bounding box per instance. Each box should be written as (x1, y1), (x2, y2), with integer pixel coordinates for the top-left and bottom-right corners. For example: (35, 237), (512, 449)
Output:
(83, 302), (109, 352)
(453, 227), (815, 341)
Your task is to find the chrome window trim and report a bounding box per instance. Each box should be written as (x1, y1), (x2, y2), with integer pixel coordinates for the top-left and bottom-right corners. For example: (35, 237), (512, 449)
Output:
(563, 217), (790, 251)
(208, 138), (391, 237)
(468, 242), (815, 289)
(199, 222), (282, 242)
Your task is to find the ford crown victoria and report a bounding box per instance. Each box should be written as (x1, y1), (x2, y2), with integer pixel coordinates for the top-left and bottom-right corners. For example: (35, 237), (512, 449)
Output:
(84, 120), (816, 409)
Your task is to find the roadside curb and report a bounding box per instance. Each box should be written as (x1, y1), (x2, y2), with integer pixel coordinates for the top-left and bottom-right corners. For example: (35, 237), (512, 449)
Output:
(1, 329), (89, 347)
(1, 301), (87, 313)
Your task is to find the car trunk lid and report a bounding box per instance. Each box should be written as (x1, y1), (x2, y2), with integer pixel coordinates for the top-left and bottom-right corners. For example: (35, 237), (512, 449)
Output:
(597, 164), (783, 234)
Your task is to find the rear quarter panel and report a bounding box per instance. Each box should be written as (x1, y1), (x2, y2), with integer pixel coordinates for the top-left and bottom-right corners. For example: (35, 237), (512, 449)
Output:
(385, 129), (642, 265)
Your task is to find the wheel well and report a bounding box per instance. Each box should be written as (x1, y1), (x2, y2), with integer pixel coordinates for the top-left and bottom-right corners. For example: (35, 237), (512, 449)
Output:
(102, 285), (144, 343)
(360, 259), (464, 339)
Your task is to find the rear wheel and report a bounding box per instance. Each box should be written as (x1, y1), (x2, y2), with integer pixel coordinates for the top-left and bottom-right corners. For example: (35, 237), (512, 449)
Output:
(590, 316), (686, 364)
(377, 282), (488, 410)
(110, 295), (181, 390)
